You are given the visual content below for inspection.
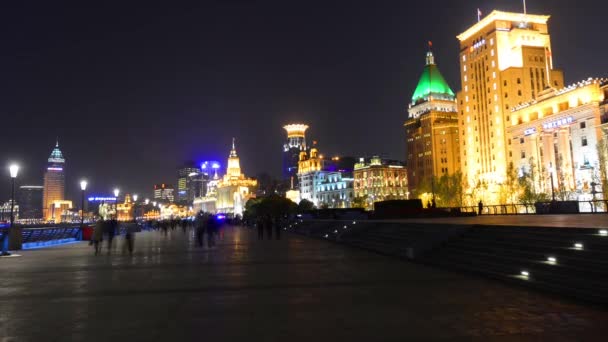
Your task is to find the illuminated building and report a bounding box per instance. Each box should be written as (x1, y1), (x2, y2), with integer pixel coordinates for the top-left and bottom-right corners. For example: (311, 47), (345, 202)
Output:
(353, 157), (409, 210)
(193, 162), (221, 214)
(457, 10), (565, 204)
(116, 194), (134, 221)
(154, 184), (175, 203)
(87, 196), (117, 218)
(0, 201), (19, 221)
(297, 149), (354, 208)
(405, 48), (460, 196)
(283, 124), (309, 188)
(48, 200), (73, 223)
(507, 78), (608, 200)
(215, 139), (258, 215)
(176, 161), (201, 204)
(43, 141), (66, 221)
(18, 185), (43, 220)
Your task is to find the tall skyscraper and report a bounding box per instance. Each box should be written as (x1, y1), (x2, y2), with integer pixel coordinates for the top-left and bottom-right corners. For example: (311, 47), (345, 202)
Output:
(18, 185), (44, 220)
(405, 48), (460, 197)
(43, 141), (66, 221)
(176, 161), (200, 204)
(283, 124), (309, 188)
(457, 10), (565, 204)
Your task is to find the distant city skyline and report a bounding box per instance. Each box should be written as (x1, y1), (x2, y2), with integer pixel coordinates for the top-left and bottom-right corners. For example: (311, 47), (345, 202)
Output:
(1, 1), (606, 202)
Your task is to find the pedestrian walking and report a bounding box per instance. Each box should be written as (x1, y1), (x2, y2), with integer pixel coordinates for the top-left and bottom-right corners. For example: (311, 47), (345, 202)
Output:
(92, 220), (104, 255)
(123, 223), (137, 255)
(274, 217), (281, 240)
(265, 215), (273, 240)
(256, 216), (264, 240)
(478, 200), (484, 215)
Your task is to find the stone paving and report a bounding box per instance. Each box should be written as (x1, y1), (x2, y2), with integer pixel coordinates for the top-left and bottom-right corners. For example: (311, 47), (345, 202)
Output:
(1, 226), (607, 341)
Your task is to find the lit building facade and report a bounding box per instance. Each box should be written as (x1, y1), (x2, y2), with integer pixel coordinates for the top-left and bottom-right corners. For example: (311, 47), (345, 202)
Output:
(507, 78), (608, 200)
(314, 172), (354, 208)
(43, 142), (66, 221)
(116, 193), (135, 221)
(457, 10), (565, 204)
(283, 124), (309, 189)
(215, 139), (257, 216)
(0, 201), (19, 221)
(353, 157), (409, 210)
(176, 161), (201, 204)
(18, 185), (43, 220)
(405, 49), (460, 196)
(154, 184), (175, 203)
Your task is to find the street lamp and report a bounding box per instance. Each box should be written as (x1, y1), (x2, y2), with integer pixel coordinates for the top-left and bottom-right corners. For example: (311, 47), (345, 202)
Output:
(145, 198), (150, 205)
(113, 188), (120, 220)
(2, 164), (19, 256)
(79, 180), (87, 240)
(132, 194), (138, 220)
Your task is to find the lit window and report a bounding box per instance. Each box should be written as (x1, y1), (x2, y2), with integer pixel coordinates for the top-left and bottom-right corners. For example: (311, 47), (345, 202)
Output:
(491, 60), (495, 68)
(491, 49), (495, 57)
(580, 121), (586, 129)
(582, 136), (588, 146)
(465, 96), (469, 102)
(493, 83), (497, 90)
(465, 85), (468, 92)
(492, 72), (496, 79)
(464, 75), (468, 82)
(464, 65), (467, 72)
(490, 38), (494, 46)
(463, 55), (466, 62)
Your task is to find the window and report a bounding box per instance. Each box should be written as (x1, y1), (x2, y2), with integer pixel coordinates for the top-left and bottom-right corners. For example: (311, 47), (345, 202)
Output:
(505, 92), (508, 98)
(520, 138), (524, 144)
(521, 151), (526, 159)
(518, 90), (522, 96)
(580, 121), (586, 129)
(517, 78), (521, 84)
(582, 136), (588, 146)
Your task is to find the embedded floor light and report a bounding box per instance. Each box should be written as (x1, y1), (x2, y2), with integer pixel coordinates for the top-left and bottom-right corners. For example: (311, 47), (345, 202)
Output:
(352, 221), (357, 224)
(574, 243), (584, 250)
(521, 270), (530, 277)
(324, 234), (329, 238)
(600, 230), (608, 236)
(343, 225), (347, 229)
(547, 256), (557, 264)
(333, 230), (338, 233)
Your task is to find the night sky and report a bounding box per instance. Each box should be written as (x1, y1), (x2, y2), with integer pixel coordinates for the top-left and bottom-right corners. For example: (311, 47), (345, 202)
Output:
(1, 0), (606, 202)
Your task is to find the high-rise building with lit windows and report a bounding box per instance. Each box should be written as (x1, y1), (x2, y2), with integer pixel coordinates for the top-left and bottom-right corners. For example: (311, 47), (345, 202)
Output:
(283, 124), (309, 188)
(405, 48), (460, 197)
(43, 141), (66, 221)
(457, 10), (565, 204)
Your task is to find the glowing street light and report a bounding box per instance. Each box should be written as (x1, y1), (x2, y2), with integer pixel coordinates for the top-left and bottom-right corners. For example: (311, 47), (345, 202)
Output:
(113, 188), (120, 220)
(79, 180), (88, 240)
(2, 164), (19, 255)
(145, 198), (150, 205)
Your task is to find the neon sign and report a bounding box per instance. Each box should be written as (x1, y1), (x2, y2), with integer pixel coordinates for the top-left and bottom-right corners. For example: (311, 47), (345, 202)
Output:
(524, 128), (537, 136)
(87, 197), (117, 202)
(47, 167), (63, 171)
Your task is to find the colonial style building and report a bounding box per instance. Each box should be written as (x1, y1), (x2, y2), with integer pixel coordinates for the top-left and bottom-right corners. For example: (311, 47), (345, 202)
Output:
(507, 78), (608, 200)
(353, 157), (409, 210)
(457, 10), (565, 204)
(405, 49), (460, 196)
(215, 139), (257, 216)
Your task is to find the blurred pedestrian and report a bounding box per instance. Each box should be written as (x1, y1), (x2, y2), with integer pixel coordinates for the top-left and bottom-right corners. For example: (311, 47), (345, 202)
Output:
(265, 214), (273, 240)
(92, 220), (104, 255)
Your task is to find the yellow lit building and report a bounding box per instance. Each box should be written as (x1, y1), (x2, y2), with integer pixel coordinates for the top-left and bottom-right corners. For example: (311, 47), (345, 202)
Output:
(43, 142), (66, 222)
(405, 49), (460, 196)
(353, 157), (409, 210)
(49, 200), (73, 223)
(507, 79), (608, 200)
(116, 194), (134, 221)
(457, 10), (565, 204)
(216, 139), (258, 216)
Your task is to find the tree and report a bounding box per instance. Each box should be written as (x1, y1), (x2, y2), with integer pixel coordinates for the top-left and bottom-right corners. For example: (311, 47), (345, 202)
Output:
(297, 199), (315, 212)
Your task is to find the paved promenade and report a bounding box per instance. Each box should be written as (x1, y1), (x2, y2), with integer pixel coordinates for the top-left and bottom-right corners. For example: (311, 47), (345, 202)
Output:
(1, 226), (607, 341)
(400, 213), (608, 229)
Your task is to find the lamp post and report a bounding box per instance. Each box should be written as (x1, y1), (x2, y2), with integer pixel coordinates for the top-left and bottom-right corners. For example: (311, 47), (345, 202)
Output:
(132, 194), (138, 220)
(113, 188), (120, 221)
(2, 164), (19, 256)
(79, 180), (87, 240)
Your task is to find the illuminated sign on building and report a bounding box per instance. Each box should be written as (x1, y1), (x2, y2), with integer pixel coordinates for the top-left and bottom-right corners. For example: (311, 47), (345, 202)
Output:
(47, 167), (63, 171)
(88, 197), (117, 202)
(524, 128), (537, 136)
(543, 117), (573, 130)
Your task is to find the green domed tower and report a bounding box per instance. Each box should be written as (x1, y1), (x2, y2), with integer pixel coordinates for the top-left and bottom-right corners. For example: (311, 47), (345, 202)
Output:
(404, 47), (460, 202)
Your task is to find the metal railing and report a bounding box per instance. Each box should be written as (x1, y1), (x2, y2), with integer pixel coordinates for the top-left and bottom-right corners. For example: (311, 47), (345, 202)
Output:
(449, 200), (608, 215)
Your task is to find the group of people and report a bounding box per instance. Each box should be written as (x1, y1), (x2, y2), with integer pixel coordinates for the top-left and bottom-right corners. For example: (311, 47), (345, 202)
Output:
(91, 219), (132, 255)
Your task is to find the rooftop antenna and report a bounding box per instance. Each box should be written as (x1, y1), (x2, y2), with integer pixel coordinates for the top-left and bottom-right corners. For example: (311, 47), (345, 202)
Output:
(523, 0), (527, 15)
(477, 8), (482, 22)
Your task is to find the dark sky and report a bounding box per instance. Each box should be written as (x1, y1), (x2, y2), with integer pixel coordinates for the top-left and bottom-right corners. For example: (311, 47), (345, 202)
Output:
(1, 0), (606, 202)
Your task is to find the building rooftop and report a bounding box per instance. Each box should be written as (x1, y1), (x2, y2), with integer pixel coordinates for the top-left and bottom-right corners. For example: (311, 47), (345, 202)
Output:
(410, 51), (455, 106)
